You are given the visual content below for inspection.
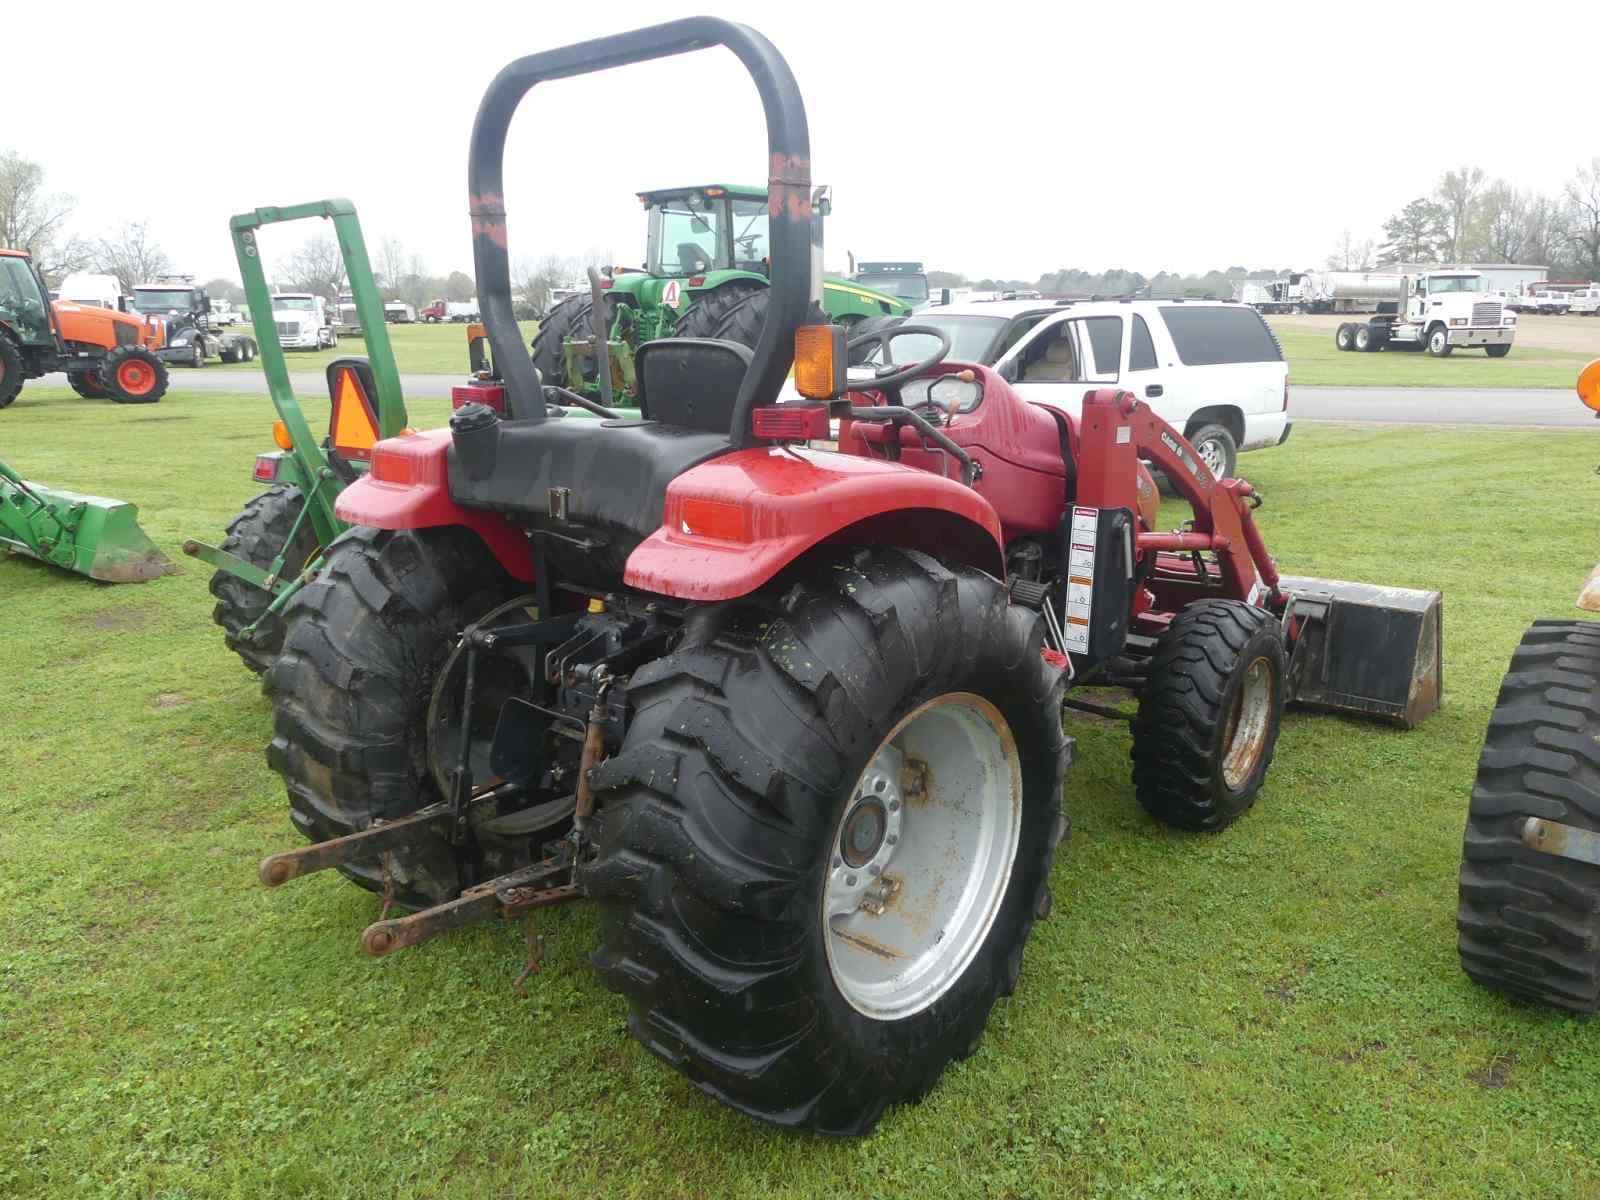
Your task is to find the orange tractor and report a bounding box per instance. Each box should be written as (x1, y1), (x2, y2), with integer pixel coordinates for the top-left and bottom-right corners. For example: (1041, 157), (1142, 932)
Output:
(0, 249), (169, 407)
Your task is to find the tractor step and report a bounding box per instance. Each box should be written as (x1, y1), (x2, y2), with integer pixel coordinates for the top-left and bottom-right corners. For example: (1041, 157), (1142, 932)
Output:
(359, 859), (578, 957)
(1279, 575), (1443, 728)
(258, 802), (452, 887)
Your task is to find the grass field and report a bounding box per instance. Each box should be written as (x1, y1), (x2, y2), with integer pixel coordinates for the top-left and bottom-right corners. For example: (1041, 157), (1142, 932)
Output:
(211, 320), (538, 375)
(1268, 314), (1596, 389)
(4, 386), (1600, 1198)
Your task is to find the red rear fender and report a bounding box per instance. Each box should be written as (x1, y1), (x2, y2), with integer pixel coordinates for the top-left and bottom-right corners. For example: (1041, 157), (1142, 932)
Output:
(333, 430), (534, 582)
(624, 446), (1004, 601)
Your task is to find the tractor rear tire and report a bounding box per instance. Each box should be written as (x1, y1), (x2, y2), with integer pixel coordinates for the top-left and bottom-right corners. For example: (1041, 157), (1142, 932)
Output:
(210, 485), (320, 674)
(1131, 599), (1286, 832)
(1334, 323), (1355, 351)
(265, 525), (526, 908)
(68, 370), (109, 399)
(530, 293), (612, 389)
(103, 346), (168, 403)
(581, 548), (1070, 1134)
(0, 333), (24, 408)
(670, 279), (767, 339)
(1485, 343), (1512, 358)
(1457, 621), (1600, 1013)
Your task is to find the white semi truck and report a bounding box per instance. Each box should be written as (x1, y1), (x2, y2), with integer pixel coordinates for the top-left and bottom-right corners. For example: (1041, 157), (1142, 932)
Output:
(1332, 270), (1516, 357)
(270, 293), (338, 350)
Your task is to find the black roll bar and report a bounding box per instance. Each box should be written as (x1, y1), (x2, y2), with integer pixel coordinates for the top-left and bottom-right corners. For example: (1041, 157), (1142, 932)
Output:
(467, 17), (812, 445)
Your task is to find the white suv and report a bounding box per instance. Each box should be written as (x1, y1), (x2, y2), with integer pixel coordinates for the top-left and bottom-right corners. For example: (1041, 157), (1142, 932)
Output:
(880, 298), (1291, 479)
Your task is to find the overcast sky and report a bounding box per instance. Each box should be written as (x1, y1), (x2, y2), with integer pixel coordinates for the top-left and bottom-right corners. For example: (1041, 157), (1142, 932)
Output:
(10, 0), (1600, 284)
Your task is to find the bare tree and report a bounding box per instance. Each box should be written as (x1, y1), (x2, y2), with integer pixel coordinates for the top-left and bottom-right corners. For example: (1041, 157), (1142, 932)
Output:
(1476, 182), (1526, 262)
(376, 237), (408, 299)
(278, 234), (347, 302)
(1564, 158), (1600, 281)
(1522, 195), (1564, 268)
(514, 253), (581, 314)
(443, 270), (476, 302)
(1325, 229), (1375, 271)
(0, 149), (91, 281)
(1436, 165), (1486, 261)
(94, 221), (172, 293)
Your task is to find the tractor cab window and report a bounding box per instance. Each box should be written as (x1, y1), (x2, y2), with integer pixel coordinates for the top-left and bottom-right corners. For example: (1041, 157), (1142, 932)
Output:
(730, 197), (770, 272)
(0, 257), (51, 344)
(650, 195), (725, 277)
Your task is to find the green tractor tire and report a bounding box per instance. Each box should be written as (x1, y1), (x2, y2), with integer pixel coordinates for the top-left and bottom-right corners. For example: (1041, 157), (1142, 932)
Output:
(671, 279), (768, 339)
(531, 293), (615, 389)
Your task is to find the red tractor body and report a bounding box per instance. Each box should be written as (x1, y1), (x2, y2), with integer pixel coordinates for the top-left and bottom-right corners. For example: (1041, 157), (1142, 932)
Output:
(256, 16), (1445, 1136)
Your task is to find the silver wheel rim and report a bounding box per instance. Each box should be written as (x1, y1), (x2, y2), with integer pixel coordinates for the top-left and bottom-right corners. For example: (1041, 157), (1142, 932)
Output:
(1197, 436), (1227, 479)
(1221, 657), (1274, 790)
(822, 692), (1022, 1021)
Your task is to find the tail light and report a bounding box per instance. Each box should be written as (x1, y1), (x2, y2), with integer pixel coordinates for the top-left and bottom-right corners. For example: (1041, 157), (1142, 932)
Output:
(253, 453), (281, 482)
(599, 277), (614, 289)
(752, 404), (829, 440)
(452, 383), (506, 413)
(688, 276), (706, 287)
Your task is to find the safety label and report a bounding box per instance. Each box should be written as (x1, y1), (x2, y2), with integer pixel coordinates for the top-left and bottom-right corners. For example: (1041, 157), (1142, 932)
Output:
(1064, 506), (1097, 654)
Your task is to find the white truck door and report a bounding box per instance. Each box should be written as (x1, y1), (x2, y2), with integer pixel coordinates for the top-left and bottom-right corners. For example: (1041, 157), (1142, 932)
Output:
(997, 312), (1124, 417)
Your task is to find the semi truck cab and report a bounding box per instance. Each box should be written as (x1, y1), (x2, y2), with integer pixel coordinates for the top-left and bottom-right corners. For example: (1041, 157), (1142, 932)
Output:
(1407, 272), (1515, 352)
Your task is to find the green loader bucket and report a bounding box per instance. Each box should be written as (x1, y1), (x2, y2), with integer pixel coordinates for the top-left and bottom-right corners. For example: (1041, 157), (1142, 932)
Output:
(0, 463), (176, 584)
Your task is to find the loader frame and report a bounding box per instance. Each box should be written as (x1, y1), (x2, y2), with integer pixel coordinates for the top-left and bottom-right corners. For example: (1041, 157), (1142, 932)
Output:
(181, 200), (409, 614)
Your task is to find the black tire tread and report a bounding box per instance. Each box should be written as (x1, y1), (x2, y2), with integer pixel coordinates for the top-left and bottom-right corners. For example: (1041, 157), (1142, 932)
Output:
(210, 486), (319, 674)
(103, 345), (169, 403)
(671, 279), (768, 341)
(581, 548), (1070, 1134)
(263, 524), (519, 906)
(1457, 621), (1600, 1012)
(0, 331), (21, 408)
(1131, 599), (1284, 831)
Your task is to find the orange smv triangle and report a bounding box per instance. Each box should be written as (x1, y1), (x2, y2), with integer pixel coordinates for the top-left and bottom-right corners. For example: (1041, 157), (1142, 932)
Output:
(331, 368), (379, 460)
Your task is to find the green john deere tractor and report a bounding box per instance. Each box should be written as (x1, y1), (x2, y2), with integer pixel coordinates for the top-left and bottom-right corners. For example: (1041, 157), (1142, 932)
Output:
(533, 184), (911, 401)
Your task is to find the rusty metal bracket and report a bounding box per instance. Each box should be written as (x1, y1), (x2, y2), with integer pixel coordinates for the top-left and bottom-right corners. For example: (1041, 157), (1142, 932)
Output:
(1521, 817), (1600, 868)
(359, 861), (578, 958)
(258, 803), (451, 887)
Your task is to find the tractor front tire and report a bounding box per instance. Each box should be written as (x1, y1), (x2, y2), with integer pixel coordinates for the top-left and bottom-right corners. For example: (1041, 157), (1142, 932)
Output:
(103, 346), (168, 403)
(0, 333), (25, 408)
(671, 279), (767, 339)
(67, 370), (109, 400)
(582, 548), (1070, 1134)
(1457, 621), (1600, 1012)
(210, 485), (320, 674)
(265, 525), (527, 908)
(1131, 599), (1286, 832)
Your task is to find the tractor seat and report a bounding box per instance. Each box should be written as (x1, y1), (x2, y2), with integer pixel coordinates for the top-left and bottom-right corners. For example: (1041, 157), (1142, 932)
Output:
(636, 337), (752, 433)
(446, 339), (752, 582)
(677, 242), (711, 274)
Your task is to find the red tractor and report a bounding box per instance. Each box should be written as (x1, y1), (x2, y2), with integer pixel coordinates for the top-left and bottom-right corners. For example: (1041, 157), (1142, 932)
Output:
(255, 19), (1443, 1134)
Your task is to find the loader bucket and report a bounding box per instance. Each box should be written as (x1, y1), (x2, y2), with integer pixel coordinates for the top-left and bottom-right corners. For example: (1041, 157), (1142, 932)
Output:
(1277, 575), (1442, 729)
(0, 468), (176, 584)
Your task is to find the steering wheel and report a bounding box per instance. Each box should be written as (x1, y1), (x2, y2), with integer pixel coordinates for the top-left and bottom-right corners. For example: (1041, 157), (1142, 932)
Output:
(844, 324), (952, 393)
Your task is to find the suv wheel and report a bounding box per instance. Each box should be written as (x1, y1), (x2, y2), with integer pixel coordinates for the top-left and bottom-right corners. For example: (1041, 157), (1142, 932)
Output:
(1187, 423), (1238, 480)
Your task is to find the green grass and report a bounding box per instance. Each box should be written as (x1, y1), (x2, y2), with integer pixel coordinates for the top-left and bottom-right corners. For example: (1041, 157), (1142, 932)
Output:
(1271, 320), (1593, 389)
(4, 386), (1600, 1198)
(211, 320), (538, 375)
